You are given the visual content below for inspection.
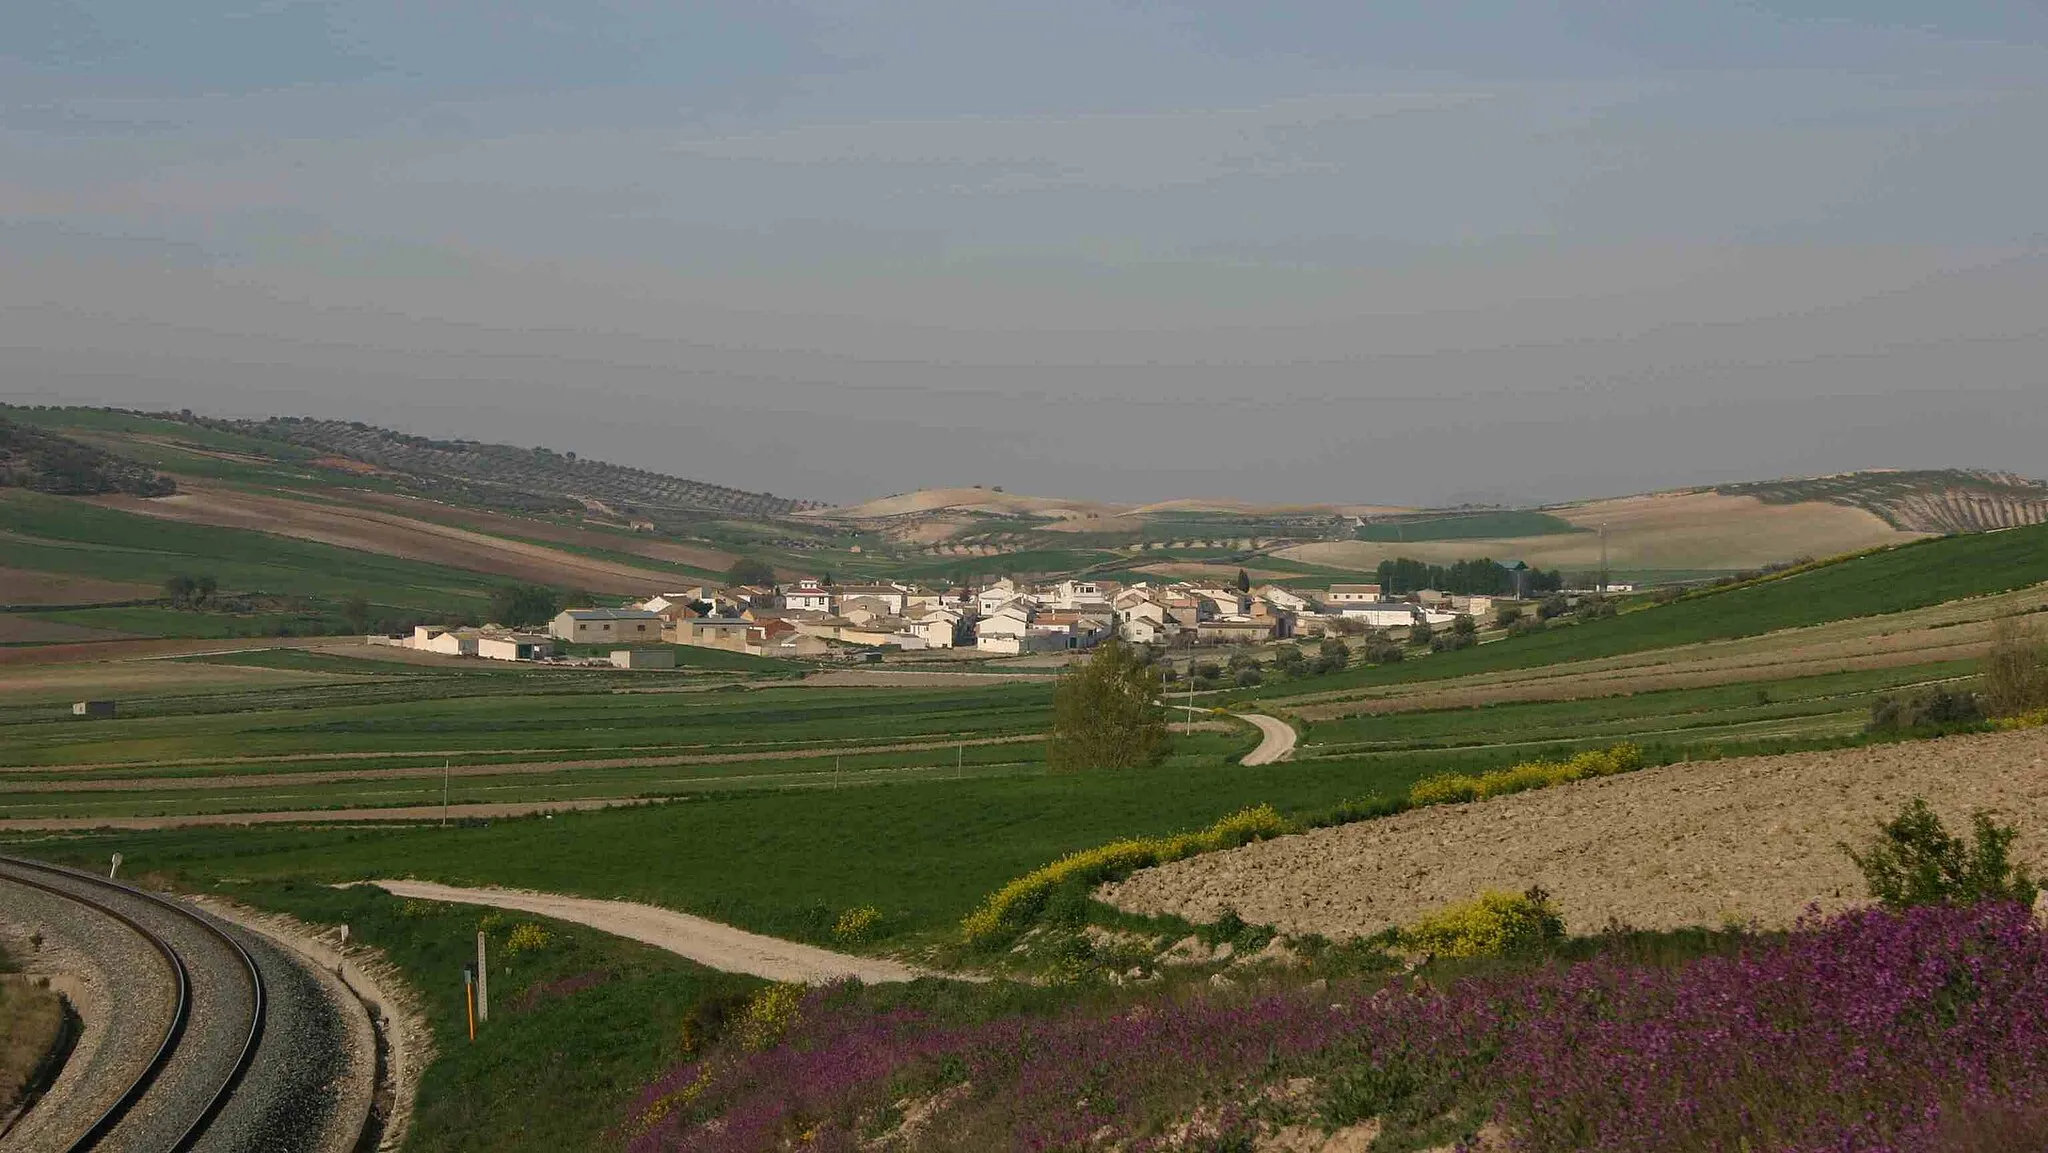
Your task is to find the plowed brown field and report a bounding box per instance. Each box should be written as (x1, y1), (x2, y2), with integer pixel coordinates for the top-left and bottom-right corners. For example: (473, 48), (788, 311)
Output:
(90, 484), (690, 593)
(1101, 726), (2048, 937)
(0, 568), (158, 606)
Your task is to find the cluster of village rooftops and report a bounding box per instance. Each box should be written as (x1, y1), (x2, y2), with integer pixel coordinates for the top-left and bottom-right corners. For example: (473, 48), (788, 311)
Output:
(381, 577), (1518, 665)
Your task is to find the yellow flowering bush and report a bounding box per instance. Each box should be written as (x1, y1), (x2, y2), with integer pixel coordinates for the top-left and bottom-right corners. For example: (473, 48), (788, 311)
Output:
(960, 805), (1294, 946)
(832, 905), (883, 944)
(504, 922), (552, 955)
(737, 983), (805, 1051)
(1993, 707), (2048, 732)
(1409, 743), (1644, 808)
(1399, 887), (1565, 957)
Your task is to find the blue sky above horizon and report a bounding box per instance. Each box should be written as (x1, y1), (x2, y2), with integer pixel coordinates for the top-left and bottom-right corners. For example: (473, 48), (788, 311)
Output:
(2, 2), (2044, 505)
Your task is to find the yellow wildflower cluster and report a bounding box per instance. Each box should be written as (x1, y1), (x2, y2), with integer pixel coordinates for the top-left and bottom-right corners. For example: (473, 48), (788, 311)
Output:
(504, 922), (552, 955)
(960, 805), (1292, 946)
(1399, 888), (1565, 958)
(832, 905), (883, 944)
(1408, 743), (1645, 807)
(1992, 707), (2048, 732)
(632, 1065), (715, 1135)
(737, 983), (806, 1051)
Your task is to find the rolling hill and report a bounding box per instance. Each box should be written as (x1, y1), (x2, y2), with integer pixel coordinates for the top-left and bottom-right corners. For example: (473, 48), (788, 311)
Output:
(4, 405), (2045, 638)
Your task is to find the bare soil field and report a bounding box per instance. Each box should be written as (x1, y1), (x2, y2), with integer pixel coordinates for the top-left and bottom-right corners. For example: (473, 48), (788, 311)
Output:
(0, 617), (137, 645)
(1101, 726), (2048, 937)
(89, 483), (690, 594)
(812, 487), (1126, 521)
(345, 491), (742, 574)
(0, 568), (158, 607)
(0, 653), (359, 704)
(1278, 492), (1919, 574)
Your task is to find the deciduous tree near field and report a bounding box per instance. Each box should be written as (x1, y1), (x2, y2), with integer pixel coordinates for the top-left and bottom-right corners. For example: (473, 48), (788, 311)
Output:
(487, 583), (562, 628)
(1984, 615), (2048, 717)
(1047, 638), (1168, 773)
(340, 594), (372, 635)
(726, 558), (778, 587)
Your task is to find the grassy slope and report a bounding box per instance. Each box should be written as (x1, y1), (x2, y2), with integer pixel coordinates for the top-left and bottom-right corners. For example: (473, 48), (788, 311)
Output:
(0, 490), (494, 615)
(1253, 522), (2048, 697)
(0, 680), (1053, 767)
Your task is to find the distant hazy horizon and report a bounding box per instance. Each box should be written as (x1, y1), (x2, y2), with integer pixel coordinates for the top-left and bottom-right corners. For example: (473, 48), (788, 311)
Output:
(5, 3), (2044, 507)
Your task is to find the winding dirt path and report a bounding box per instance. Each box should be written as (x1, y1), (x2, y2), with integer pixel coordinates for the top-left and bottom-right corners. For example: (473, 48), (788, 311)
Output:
(356, 880), (950, 984)
(1236, 714), (1297, 766)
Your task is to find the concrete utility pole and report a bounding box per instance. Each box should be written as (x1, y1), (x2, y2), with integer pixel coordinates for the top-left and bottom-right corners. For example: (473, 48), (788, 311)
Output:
(1599, 523), (1610, 595)
(442, 760), (450, 827)
(475, 931), (489, 1022)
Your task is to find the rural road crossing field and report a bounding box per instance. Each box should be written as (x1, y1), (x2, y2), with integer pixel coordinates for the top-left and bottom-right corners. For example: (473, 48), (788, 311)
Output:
(1236, 714), (1297, 766)
(358, 880), (953, 984)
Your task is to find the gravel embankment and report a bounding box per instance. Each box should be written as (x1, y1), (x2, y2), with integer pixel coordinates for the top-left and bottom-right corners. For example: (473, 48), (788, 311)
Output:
(196, 924), (367, 1153)
(196, 897), (411, 1153)
(0, 871), (174, 1153)
(1102, 726), (2048, 938)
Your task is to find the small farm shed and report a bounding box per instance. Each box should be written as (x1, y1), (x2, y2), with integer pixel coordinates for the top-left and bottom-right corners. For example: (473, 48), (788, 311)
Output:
(610, 648), (676, 670)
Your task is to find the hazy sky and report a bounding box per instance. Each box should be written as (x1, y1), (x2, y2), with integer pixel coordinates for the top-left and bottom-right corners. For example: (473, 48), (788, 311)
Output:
(3, 2), (2044, 506)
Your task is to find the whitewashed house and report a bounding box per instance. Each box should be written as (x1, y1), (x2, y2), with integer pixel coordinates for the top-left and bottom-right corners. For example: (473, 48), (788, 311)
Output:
(783, 580), (833, 613)
(1325, 583), (1384, 605)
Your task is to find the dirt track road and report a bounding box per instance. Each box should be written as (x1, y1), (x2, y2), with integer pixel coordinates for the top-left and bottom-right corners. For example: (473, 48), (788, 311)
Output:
(359, 880), (944, 984)
(1236, 714), (1297, 766)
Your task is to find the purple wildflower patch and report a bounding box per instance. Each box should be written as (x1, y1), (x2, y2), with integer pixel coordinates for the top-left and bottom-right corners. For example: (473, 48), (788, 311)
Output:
(625, 903), (2048, 1151)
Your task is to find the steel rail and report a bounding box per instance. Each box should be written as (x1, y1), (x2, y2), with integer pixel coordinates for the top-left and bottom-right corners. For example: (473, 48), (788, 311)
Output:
(0, 861), (189, 1152)
(0, 856), (267, 1152)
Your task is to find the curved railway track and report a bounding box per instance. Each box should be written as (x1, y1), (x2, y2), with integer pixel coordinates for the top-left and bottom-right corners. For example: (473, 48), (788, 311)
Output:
(0, 856), (266, 1152)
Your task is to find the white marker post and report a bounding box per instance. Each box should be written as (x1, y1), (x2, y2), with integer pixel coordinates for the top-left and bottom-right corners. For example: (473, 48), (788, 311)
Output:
(108, 853), (122, 880)
(475, 931), (489, 1023)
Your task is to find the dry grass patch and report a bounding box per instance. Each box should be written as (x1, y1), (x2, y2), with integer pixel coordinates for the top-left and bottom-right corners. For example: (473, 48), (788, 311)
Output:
(0, 974), (66, 1117)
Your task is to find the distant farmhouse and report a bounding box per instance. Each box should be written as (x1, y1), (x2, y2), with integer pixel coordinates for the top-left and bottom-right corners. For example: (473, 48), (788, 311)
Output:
(550, 607), (661, 644)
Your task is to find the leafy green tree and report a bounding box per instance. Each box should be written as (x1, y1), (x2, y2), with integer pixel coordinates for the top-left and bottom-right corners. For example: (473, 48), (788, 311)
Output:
(487, 583), (562, 628)
(1452, 614), (1478, 638)
(1312, 637), (1351, 674)
(1984, 615), (2048, 717)
(1235, 568), (1251, 593)
(1845, 798), (2037, 909)
(1271, 644), (1305, 676)
(1409, 619), (1434, 647)
(1047, 639), (1168, 773)
(726, 558), (778, 587)
(340, 594), (372, 635)
(1362, 632), (1405, 664)
(1234, 665), (1262, 687)
(163, 574), (196, 608)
